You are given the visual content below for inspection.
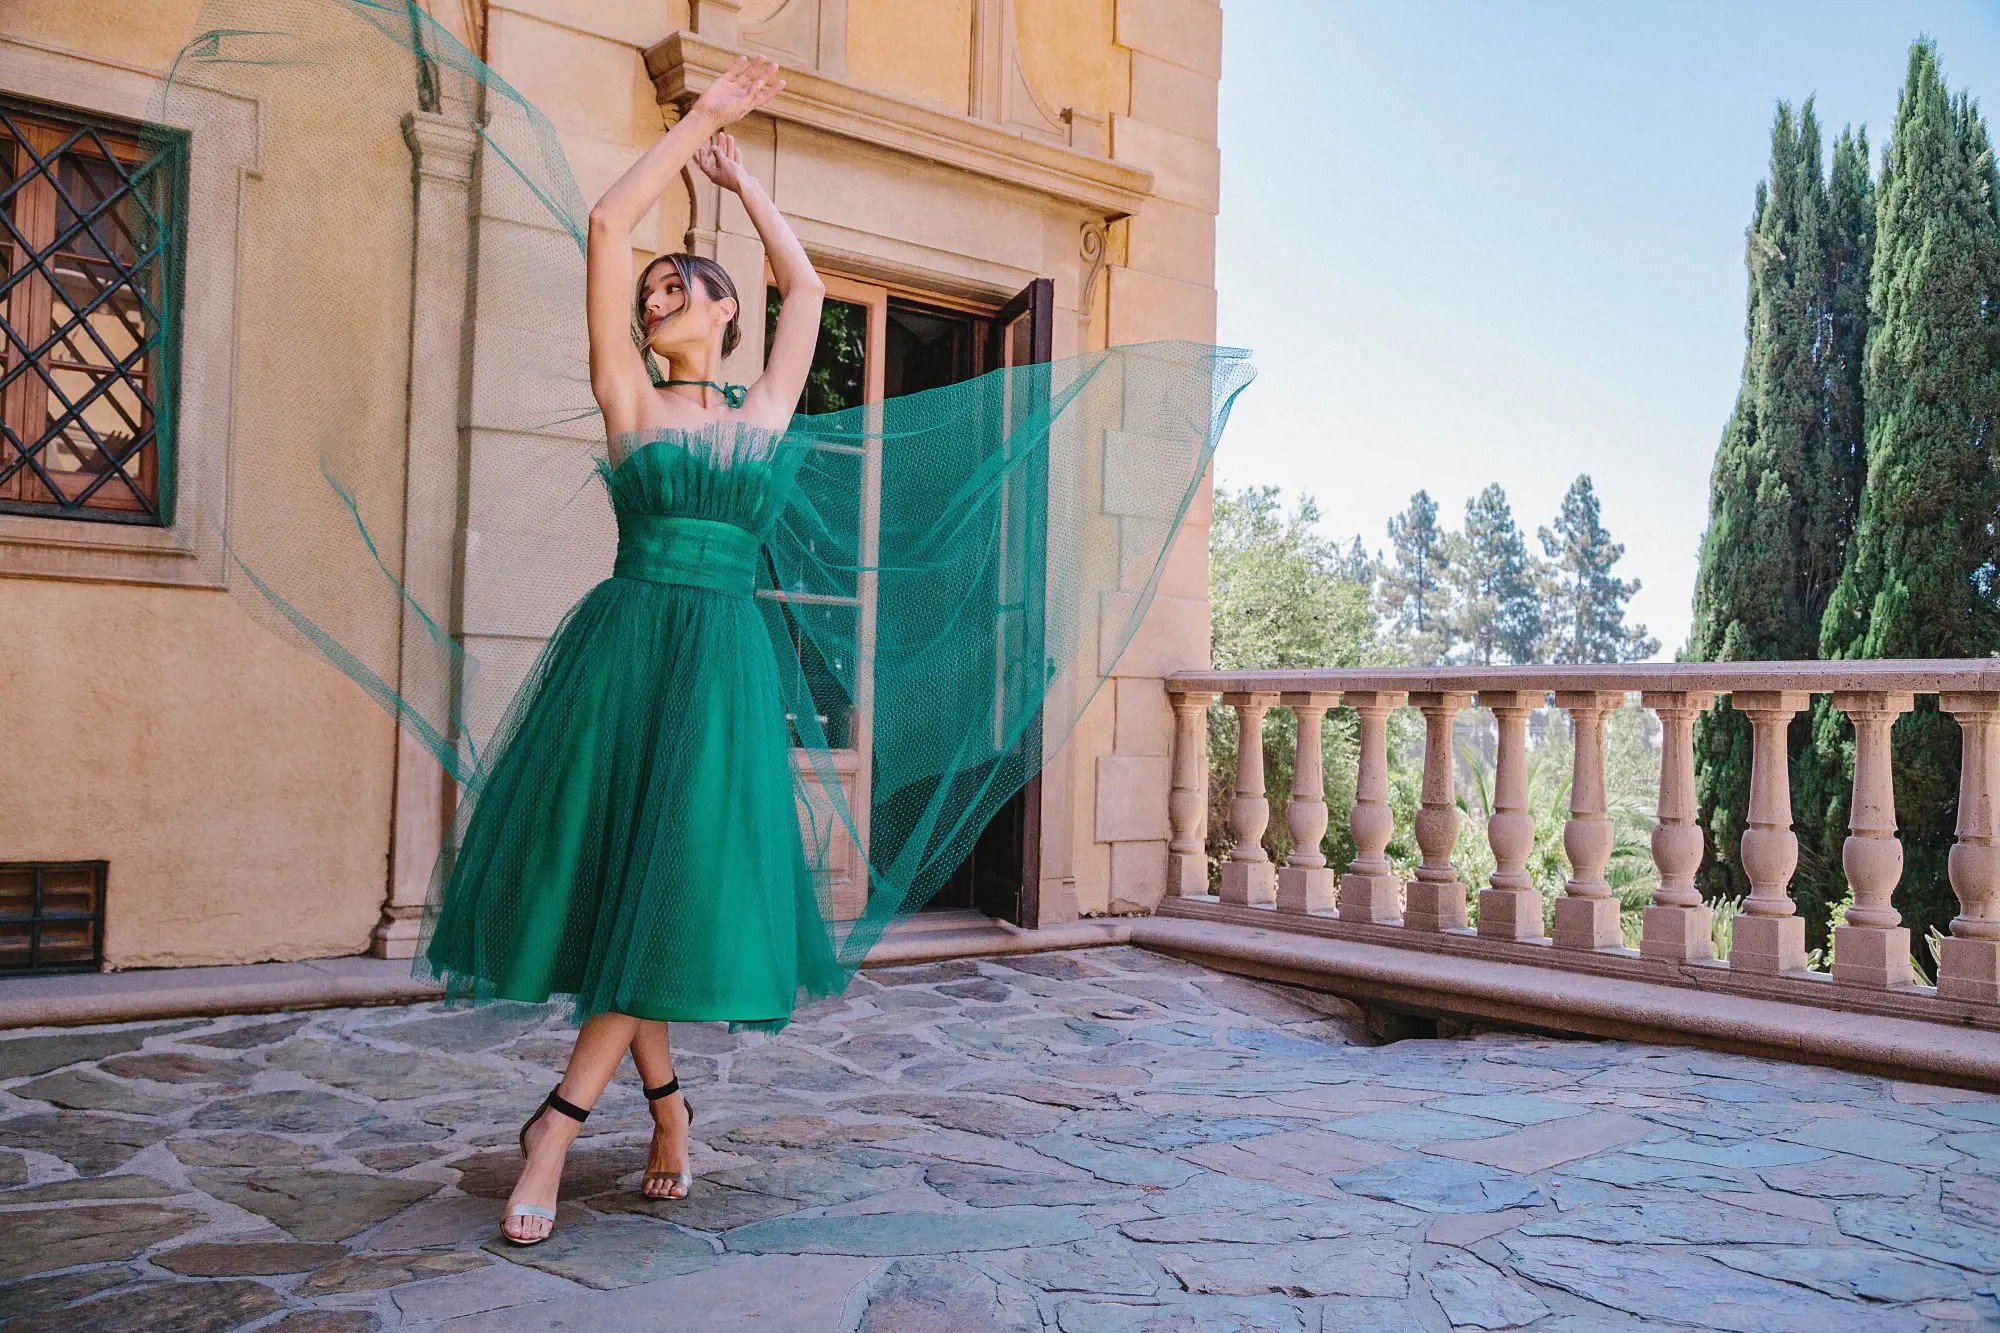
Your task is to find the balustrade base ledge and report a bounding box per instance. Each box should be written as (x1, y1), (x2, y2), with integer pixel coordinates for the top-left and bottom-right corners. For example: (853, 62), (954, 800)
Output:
(1149, 900), (2000, 1089)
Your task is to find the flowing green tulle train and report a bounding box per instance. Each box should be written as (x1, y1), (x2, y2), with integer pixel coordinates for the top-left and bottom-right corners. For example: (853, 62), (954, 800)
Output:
(153, 1), (1254, 1031)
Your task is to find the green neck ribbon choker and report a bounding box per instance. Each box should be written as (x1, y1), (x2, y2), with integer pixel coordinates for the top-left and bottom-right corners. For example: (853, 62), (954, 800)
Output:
(662, 378), (748, 409)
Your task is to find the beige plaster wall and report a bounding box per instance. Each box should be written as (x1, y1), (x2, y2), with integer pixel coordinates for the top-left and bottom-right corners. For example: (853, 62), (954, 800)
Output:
(1017, 0), (1128, 129)
(0, 0), (411, 966)
(846, 0), (976, 114)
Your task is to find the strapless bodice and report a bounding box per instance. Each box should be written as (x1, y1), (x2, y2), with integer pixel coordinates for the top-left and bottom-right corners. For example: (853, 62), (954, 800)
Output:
(595, 428), (793, 597)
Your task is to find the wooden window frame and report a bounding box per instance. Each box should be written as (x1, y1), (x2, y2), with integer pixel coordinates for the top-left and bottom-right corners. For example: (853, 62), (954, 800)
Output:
(766, 267), (1009, 916)
(0, 104), (177, 522)
(767, 268), (1006, 754)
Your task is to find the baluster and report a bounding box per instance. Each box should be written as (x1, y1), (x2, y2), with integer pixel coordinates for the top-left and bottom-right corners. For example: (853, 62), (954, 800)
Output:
(1405, 691), (1473, 931)
(1831, 691), (1915, 987)
(1338, 690), (1406, 924)
(1277, 691), (1341, 913)
(1941, 692), (2000, 1003)
(1729, 690), (1809, 973)
(1640, 690), (1718, 961)
(1167, 689), (1217, 897)
(1552, 691), (1627, 951)
(1219, 692), (1278, 906)
(1477, 690), (1546, 941)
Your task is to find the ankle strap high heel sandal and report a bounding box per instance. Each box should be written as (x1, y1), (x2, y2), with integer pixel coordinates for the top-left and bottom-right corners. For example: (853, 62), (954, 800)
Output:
(642, 1076), (695, 1198)
(505, 1085), (590, 1245)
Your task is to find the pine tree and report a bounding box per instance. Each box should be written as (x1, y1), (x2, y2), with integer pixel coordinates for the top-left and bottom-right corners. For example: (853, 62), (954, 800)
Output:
(1812, 40), (2000, 955)
(1538, 475), (1658, 664)
(1686, 101), (1874, 917)
(1381, 491), (1455, 664)
(1447, 484), (1543, 665)
(1333, 535), (1377, 588)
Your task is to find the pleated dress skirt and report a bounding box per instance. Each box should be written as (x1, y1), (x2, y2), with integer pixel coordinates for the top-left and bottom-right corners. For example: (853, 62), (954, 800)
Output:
(418, 437), (845, 1029)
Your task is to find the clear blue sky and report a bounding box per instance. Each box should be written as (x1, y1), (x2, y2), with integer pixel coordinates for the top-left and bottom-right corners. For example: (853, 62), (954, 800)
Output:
(1215, 0), (2000, 660)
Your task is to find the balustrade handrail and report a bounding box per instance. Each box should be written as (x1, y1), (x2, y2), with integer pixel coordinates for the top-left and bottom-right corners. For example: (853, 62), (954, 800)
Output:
(1169, 658), (2000, 696)
(1159, 655), (2000, 1028)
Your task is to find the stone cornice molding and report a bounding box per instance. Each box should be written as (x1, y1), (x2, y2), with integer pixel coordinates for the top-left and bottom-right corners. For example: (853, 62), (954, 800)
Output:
(643, 30), (1152, 219)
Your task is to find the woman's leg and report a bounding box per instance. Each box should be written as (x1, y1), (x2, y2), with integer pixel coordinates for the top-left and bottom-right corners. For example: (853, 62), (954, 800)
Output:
(502, 1011), (640, 1241)
(630, 1020), (692, 1199)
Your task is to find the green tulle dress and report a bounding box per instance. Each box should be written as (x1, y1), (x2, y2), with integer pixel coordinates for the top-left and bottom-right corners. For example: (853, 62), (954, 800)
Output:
(418, 427), (840, 1028)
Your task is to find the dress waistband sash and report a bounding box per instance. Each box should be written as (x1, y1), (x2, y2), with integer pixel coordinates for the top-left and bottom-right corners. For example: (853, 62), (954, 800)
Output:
(613, 515), (761, 596)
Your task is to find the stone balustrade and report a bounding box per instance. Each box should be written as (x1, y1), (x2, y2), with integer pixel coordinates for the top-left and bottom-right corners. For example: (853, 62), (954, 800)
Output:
(1164, 661), (2000, 1028)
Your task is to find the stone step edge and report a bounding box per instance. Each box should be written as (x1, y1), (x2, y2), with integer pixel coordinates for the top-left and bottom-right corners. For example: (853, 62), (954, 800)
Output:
(1128, 915), (2000, 1092)
(0, 918), (1142, 1030)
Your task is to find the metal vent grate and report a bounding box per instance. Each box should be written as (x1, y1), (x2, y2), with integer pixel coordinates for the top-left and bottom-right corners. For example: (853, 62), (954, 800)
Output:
(0, 861), (106, 975)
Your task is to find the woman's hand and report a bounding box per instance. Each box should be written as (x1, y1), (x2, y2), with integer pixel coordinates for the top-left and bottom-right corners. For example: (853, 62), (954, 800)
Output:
(689, 55), (783, 131)
(695, 132), (754, 196)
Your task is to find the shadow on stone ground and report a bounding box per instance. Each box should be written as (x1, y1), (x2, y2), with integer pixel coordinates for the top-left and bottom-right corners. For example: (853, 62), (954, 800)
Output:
(1, 945), (1998, 1331)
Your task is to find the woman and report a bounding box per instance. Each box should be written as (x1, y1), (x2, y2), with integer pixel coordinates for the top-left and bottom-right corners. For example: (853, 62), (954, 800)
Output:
(413, 55), (831, 1246)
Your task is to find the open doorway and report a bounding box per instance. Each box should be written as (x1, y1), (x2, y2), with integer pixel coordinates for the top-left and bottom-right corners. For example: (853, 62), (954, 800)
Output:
(766, 272), (1054, 925)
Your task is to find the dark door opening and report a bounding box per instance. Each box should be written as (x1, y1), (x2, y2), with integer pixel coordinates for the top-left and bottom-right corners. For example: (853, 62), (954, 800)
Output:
(771, 272), (1054, 926)
(924, 278), (1053, 925)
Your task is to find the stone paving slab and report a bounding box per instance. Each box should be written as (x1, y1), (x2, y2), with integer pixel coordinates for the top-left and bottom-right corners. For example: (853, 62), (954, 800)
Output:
(0, 943), (1997, 1330)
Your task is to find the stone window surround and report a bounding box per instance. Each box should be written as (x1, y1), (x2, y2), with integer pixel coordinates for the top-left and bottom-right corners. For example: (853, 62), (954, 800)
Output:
(0, 37), (256, 589)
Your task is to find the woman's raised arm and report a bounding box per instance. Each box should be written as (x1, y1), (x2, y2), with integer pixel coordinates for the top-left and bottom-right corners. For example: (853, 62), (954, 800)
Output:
(586, 56), (784, 434)
(696, 138), (825, 429)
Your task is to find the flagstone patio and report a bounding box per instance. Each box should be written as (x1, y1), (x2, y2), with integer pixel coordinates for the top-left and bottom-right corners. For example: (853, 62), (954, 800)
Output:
(2, 944), (1998, 1331)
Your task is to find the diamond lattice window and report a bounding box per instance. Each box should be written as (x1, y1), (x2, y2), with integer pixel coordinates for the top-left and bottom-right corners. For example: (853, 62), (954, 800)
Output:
(0, 102), (183, 523)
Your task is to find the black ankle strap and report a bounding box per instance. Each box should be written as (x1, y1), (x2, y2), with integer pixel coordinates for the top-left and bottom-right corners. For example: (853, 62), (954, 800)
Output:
(544, 1088), (591, 1122)
(644, 1076), (680, 1101)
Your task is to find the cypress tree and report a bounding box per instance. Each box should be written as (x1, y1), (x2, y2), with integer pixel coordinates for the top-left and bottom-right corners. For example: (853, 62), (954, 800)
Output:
(1382, 491), (1455, 664)
(1538, 475), (1658, 664)
(1818, 125), (1877, 608)
(1448, 484), (1543, 665)
(1687, 101), (1873, 918)
(1788, 124), (1881, 935)
(1813, 41), (2000, 955)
